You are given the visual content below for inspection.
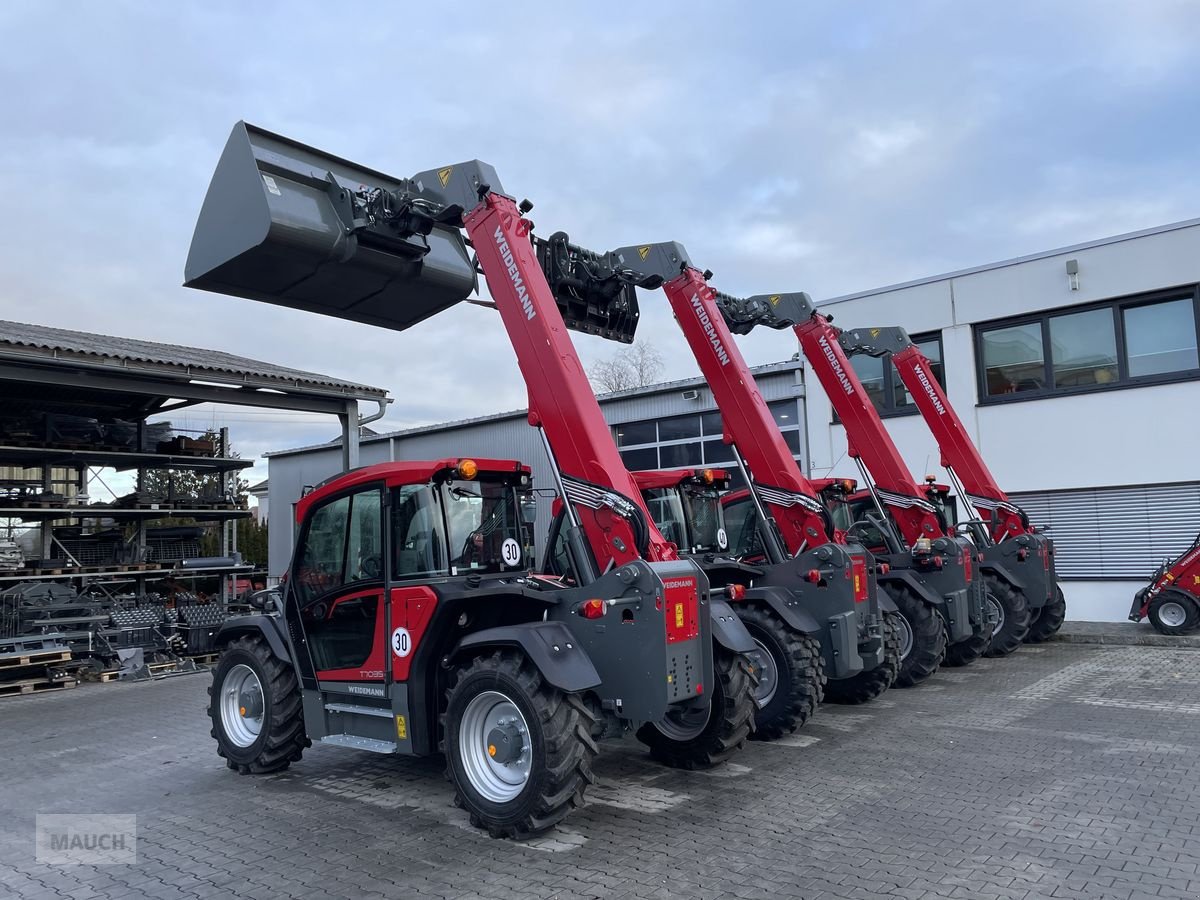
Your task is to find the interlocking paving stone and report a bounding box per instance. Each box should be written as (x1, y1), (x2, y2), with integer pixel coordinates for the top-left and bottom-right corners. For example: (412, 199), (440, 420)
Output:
(2, 644), (1200, 898)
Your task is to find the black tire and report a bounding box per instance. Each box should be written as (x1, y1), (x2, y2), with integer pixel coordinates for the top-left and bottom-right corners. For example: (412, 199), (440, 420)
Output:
(1025, 584), (1067, 643)
(943, 605), (990, 667)
(884, 583), (946, 687)
(737, 604), (826, 740)
(824, 611), (902, 704)
(443, 650), (597, 840)
(983, 575), (1031, 657)
(1147, 591), (1200, 636)
(636, 649), (755, 769)
(208, 634), (308, 775)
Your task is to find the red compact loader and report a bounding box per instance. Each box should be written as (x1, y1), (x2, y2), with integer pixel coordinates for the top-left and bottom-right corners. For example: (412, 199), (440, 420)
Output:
(1131, 535), (1200, 634)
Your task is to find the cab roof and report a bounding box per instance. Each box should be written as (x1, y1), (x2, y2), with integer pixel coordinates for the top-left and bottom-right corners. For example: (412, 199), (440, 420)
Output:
(632, 468), (729, 491)
(296, 458), (530, 522)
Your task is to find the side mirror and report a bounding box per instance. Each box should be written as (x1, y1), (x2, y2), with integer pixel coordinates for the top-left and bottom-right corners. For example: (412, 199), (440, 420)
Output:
(247, 587), (281, 612)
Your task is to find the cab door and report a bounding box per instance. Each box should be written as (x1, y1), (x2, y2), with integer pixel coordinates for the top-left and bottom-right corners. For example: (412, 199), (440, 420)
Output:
(287, 486), (387, 685)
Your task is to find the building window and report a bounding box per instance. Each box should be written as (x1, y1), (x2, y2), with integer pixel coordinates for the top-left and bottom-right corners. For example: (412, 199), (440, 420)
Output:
(612, 399), (804, 482)
(976, 287), (1200, 402)
(841, 332), (945, 417)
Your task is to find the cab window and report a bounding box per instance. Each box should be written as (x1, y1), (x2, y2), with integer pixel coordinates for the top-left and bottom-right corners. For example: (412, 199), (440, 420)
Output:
(442, 479), (528, 573)
(393, 484), (447, 578)
(293, 490), (384, 605)
(643, 487), (688, 549)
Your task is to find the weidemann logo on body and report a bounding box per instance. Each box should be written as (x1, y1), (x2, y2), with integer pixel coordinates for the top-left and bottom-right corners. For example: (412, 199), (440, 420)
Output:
(818, 335), (855, 395)
(662, 578), (696, 590)
(689, 293), (731, 365)
(494, 225), (536, 320)
(914, 364), (946, 415)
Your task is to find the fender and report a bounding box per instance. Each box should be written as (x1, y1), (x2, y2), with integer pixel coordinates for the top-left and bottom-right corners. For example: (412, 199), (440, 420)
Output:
(878, 568), (944, 611)
(877, 591), (899, 614)
(451, 621), (602, 694)
(978, 559), (1023, 593)
(743, 585), (822, 635)
(215, 614), (290, 662)
(709, 597), (758, 654)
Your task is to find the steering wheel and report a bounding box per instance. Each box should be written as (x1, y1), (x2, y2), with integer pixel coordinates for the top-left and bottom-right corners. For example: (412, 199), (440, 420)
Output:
(359, 554), (382, 579)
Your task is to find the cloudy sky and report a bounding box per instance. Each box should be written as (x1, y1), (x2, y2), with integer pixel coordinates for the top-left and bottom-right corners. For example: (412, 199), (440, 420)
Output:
(2, 1), (1197, 489)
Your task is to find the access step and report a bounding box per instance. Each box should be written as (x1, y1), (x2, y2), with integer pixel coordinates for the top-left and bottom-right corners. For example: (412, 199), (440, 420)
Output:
(318, 734), (397, 754)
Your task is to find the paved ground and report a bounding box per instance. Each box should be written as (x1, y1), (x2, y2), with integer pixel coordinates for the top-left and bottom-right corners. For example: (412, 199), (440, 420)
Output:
(3, 643), (1200, 900)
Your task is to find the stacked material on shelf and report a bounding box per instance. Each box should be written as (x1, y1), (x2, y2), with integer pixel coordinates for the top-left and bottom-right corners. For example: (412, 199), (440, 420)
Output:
(0, 541), (22, 571)
(145, 526), (204, 562)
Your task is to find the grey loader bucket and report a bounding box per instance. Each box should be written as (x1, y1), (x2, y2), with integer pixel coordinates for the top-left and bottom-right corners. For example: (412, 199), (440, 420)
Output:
(184, 122), (478, 332)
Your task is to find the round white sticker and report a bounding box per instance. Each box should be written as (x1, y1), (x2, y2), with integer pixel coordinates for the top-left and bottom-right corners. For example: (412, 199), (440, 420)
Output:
(501, 537), (522, 567)
(390, 627), (412, 658)
(717, 527), (728, 551)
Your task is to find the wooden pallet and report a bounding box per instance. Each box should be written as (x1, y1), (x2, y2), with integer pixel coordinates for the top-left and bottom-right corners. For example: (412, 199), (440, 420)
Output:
(6, 567), (65, 577)
(0, 650), (73, 671)
(0, 677), (77, 697)
(186, 652), (221, 665)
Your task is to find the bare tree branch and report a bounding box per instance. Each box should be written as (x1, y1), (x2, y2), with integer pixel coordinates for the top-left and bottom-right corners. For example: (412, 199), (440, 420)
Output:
(588, 342), (665, 393)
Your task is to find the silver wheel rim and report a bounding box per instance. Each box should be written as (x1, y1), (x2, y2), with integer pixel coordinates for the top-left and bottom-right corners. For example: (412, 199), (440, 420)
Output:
(654, 700), (713, 741)
(746, 639), (778, 708)
(458, 690), (532, 804)
(1158, 601), (1188, 628)
(987, 593), (1005, 637)
(220, 664), (264, 748)
(894, 615), (914, 661)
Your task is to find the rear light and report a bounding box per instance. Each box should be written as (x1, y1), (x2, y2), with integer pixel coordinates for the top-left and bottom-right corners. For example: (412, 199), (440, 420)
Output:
(878, 563), (890, 575)
(963, 552), (972, 581)
(579, 599), (606, 619)
(805, 569), (822, 584)
(1017, 548), (1028, 561)
(726, 584), (747, 601)
(932, 556), (944, 569)
(850, 557), (869, 602)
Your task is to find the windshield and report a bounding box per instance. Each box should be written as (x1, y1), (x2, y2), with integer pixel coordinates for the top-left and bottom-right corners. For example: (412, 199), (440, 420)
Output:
(440, 479), (529, 573)
(682, 485), (726, 553)
(642, 488), (688, 550)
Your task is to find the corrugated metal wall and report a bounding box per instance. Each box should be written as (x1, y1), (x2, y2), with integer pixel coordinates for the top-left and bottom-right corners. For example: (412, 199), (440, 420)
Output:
(1010, 482), (1200, 580)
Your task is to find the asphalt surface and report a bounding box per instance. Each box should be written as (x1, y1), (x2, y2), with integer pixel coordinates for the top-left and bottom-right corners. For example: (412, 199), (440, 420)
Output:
(2, 643), (1199, 900)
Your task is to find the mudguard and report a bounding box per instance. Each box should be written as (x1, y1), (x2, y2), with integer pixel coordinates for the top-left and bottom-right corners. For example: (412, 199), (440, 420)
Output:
(215, 614), (291, 662)
(877, 591), (899, 614)
(744, 585), (822, 635)
(979, 559), (1023, 593)
(878, 568), (944, 611)
(451, 621), (602, 694)
(710, 597), (758, 654)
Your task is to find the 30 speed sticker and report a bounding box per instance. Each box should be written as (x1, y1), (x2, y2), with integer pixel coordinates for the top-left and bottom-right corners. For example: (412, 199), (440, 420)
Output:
(501, 537), (522, 567)
(391, 627), (412, 658)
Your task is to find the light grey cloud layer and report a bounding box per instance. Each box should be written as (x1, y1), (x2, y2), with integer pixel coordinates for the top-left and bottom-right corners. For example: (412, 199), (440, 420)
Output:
(2, 1), (1197, 482)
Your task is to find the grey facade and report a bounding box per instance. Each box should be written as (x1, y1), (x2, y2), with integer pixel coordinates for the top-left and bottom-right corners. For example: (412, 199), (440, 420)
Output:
(265, 361), (807, 577)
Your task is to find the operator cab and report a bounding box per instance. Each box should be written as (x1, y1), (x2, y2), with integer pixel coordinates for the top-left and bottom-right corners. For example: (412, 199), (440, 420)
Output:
(289, 459), (535, 675)
(634, 469), (731, 555)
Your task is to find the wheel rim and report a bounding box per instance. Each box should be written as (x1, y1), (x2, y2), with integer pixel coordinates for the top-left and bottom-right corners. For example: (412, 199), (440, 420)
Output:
(1158, 601), (1189, 628)
(746, 639), (778, 708)
(458, 690), (532, 804)
(654, 700), (713, 741)
(894, 615), (914, 661)
(987, 593), (1005, 637)
(221, 664), (264, 748)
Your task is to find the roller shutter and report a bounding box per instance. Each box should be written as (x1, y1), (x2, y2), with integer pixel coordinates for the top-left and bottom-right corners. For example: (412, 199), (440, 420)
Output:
(1008, 482), (1200, 580)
